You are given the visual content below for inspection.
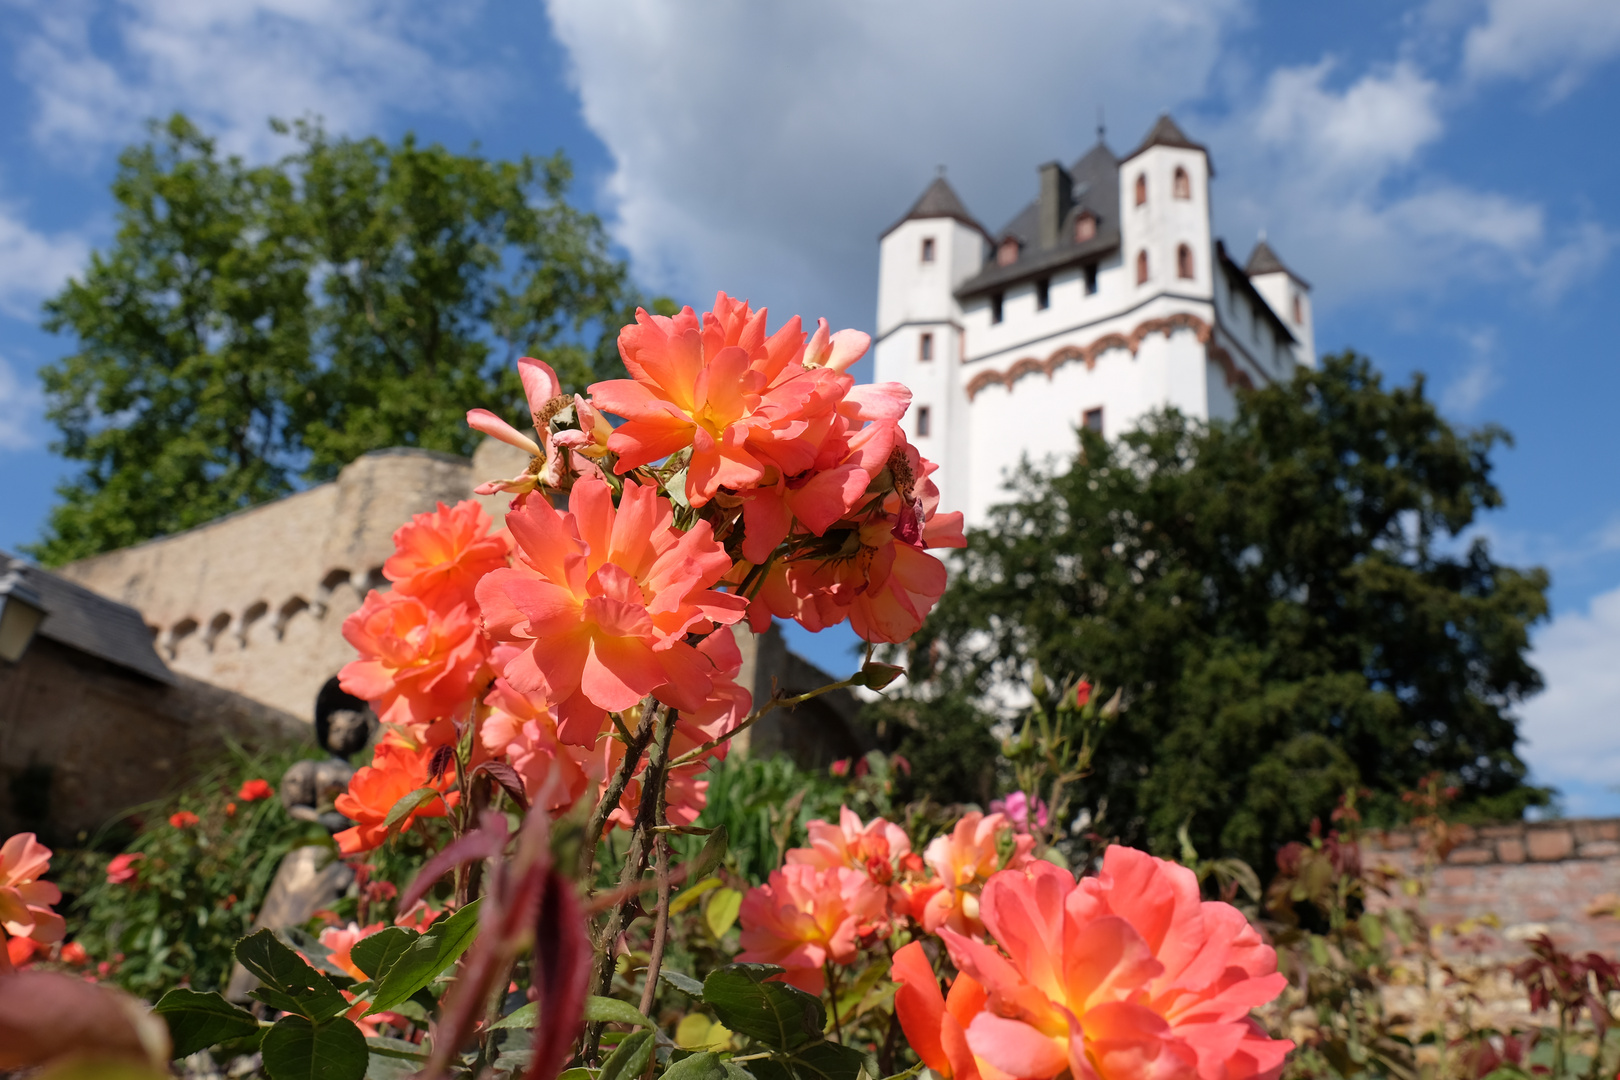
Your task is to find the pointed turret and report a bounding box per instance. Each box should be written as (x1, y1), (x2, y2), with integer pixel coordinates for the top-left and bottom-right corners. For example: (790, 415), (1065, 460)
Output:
(882, 175), (989, 241)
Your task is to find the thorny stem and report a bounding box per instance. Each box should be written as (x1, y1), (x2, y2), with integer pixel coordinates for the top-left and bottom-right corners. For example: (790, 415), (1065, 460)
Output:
(824, 958), (843, 1044)
(580, 700), (661, 889)
(584, 703), (679, 1063)
(670, 675), (861, 768)
(638, 725), (677, 1057)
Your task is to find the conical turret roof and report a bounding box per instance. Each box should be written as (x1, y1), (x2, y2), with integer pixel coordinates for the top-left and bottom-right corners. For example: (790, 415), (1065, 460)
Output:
(1121, 113), (1210, 170)
(882, 175), (989, 240)
(1245, 237), (1309, 287)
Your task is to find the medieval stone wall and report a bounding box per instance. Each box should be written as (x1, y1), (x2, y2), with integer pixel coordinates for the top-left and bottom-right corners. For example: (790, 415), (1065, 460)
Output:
(51, 440), (868, 761)
(57, 442), (526, 721)
(1365, 819), (1620, 958)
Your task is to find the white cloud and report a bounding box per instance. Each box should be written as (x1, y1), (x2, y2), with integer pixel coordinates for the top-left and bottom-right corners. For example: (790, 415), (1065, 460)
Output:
(0, 354), (43, 450)
(545, 0), (1246, 332)
(1211, 60), (1608, 306)
(0, 203), (86, 319)
(1519, 584), (1620, 804)
(1462, 0), (1620, 98)
(1253, 60), (1443, 176)
(11, 0), (494, 161)
(1439, 327), (1500, 415)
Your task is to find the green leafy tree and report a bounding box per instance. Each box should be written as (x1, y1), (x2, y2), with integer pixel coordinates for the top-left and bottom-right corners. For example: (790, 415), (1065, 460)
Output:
(32, 114), (648, 565)
(910, 353), (1551, 868)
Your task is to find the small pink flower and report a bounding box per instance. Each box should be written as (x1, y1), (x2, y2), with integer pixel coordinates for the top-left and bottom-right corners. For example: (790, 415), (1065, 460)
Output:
(987, 791), (1049, 834)
(59, 942), (88, 966)
(105, 853), (143, 885)
(168, 810), (200, 829)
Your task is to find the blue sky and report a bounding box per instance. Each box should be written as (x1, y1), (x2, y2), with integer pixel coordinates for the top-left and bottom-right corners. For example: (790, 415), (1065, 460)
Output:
(0, 0), (1617, 811)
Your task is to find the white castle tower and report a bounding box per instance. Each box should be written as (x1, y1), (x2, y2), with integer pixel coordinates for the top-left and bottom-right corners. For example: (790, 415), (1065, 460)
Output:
(874, 115), (1315, 527)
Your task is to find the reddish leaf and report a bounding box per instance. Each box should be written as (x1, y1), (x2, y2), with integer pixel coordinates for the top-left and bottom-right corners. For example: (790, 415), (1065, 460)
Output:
(528, 868), (590, 1080)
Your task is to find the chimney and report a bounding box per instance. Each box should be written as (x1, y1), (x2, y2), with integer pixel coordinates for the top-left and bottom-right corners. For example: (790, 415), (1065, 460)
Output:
(1038, 161), (1072, 250)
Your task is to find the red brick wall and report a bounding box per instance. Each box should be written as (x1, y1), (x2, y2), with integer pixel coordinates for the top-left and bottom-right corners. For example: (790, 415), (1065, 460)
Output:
(1364, 819), (1620, 958)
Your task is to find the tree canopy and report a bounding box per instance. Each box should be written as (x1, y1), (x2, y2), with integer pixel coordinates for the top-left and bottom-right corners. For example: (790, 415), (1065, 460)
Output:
(32, 114), (654, 565)
(909, 353), (1550, 867)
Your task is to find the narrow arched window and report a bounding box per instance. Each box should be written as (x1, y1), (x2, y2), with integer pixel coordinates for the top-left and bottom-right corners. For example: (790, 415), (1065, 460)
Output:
(1136, 250), (1149, 284)
(1134, 174), (1147, 206)
(997, 238), (1020, 266)
(1177, 243), (1194, 280)
(920, 237), (935, 263)
(1073, 212), (1096, 242)
(1173, 167), (1191, 199)
(1293, 294), (1304, 324)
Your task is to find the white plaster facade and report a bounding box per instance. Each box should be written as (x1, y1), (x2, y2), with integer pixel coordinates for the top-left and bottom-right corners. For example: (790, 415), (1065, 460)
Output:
(874, 116), (1315, 528)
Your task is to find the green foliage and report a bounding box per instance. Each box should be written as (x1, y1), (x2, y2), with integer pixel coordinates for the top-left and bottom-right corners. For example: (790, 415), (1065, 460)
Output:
(862, 693), (998, 807)
(363, 898), (481, 1014)
(62, 743), (328, 998)
(912, 353), (1551, 868)
(31, 112), (654, 565)
(678, 755), (845, 885)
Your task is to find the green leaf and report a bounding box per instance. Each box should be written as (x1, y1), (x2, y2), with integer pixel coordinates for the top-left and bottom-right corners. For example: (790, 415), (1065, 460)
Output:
(598, 1030), (655, 1080)
(381, 787), (442, 842)
(364, 1036), (426, 1080)
(153, 988), (261, 1058)
(705, 887), (743, 939)
(702, 964), (824, 1051)
(669, 876), (721, 915)
(488, 1001), (537, 1030)
(349, 927), (419, 980)
(663, 1051), (729, 1080)
(692, 825), (729, 881)
(236, 929), (350, 1022)
(365, 898), (482, 1014)
(750, 1043), (867, 1080)
(660, 969), (705, 996)
(260, 1015), (368, 1080)
(586, 995), (655, 1028)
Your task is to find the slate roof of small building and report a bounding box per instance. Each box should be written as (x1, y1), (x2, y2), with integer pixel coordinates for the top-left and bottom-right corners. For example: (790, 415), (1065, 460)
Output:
(1121, 113), (1209, 165)
(1244, 238), (1310, 288)
(2, 550), (174, 684)
(881, 176), (990, 241)
(955, 140), (1122, 299)
(1215, 240), (1296, 346)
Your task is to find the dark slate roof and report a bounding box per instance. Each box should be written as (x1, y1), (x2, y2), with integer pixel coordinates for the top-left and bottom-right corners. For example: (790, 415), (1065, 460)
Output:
(955, 141), (1122, 300)
(881, 176), (990, 241)
(1244, 238), (1311, 288)
(1215, 240), (1296, 346)
(1121, 113), (1209, 164)
(2, 551), (175, 684)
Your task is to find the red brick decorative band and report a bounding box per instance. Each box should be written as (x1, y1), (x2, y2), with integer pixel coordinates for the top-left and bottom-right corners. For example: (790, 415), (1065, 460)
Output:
(964, 312), (1255, 401)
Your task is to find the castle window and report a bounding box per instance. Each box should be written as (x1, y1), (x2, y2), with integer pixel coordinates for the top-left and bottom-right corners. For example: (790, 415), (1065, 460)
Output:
(921, 237), (935, 263)
(1134, 174), (1147, 206)
(1176, 243), (1194, 280)
(1083, 407), (1104, 434)
(996, 238), (1021, 267)
(1136, 250), (1149, 285)
(917, 406), (932, 438)
(1292, 294), (1303, 324)
(1084, 262), (1098, 295)
(990, 292), (1004, 324)
(1035, 277), (1050, 310)
(1173, 167), (1191, 199)
(1073, 212), (1096, 243)
(919, 331), (934, 362)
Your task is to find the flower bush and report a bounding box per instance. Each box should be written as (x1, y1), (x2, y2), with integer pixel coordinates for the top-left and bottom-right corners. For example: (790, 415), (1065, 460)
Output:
(5, 294), (1304, 1080)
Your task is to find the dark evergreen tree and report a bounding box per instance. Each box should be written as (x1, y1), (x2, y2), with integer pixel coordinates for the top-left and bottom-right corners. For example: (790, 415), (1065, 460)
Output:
(910, 353), (1550, 867)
